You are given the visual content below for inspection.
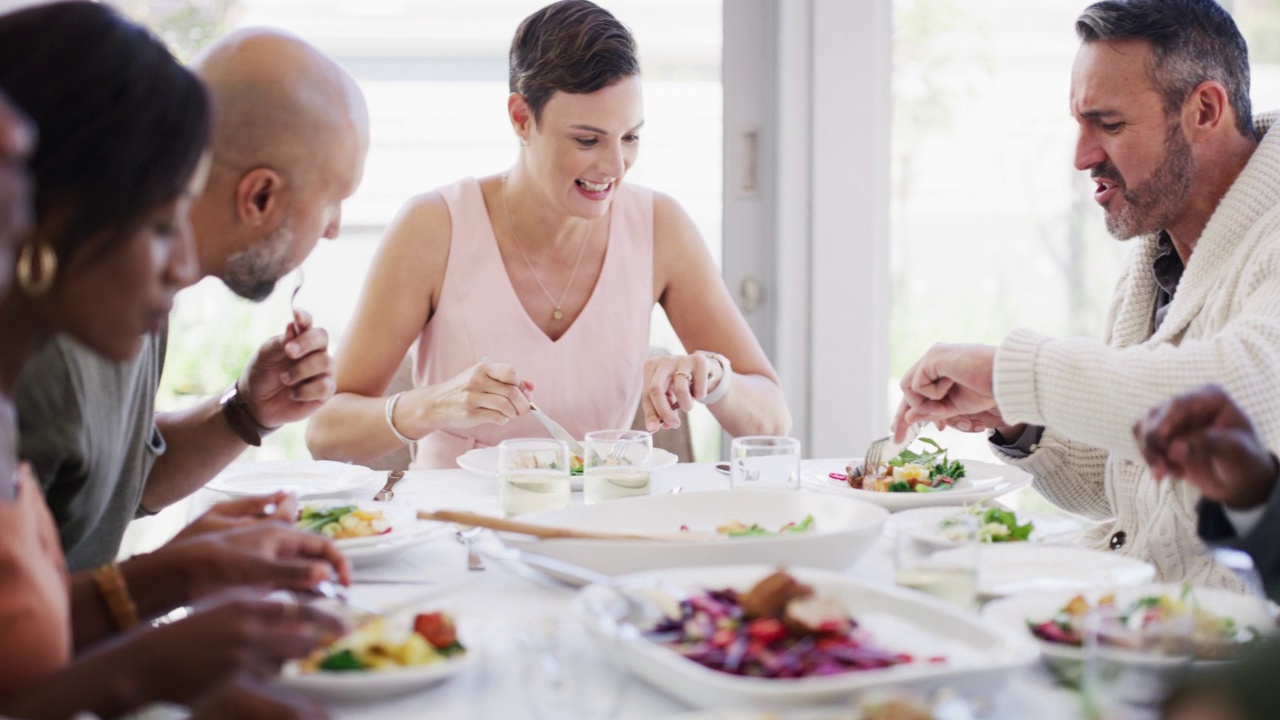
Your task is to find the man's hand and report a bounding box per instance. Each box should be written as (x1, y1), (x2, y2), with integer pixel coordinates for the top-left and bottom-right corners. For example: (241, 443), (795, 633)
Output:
(171, 492), (298, 544)
(241, 309), (335, 430)
(891, 343), (999, 441)
(191, 675), (329, 720)
(1132, 384), (1278, 510)
(158, 521), (352, 599)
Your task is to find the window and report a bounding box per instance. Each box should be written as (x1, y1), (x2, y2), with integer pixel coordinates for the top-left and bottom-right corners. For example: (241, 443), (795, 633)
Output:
(149, 0), (724, 462)
(888, 0), (1280, 481)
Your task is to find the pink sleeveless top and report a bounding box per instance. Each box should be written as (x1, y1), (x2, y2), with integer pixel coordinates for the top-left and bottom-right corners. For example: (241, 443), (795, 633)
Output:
(410, 177), (654, 470)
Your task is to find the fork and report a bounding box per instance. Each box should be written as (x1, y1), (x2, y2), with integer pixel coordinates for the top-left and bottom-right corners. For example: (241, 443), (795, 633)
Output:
(456, 527), (485, 571)
(288, 266), (304, 336)
(858, 421), (926, 477)
(312, 578), (385, 617)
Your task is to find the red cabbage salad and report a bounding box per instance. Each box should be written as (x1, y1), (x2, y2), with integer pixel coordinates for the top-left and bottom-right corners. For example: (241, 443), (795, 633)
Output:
(645, 571), (943, 679)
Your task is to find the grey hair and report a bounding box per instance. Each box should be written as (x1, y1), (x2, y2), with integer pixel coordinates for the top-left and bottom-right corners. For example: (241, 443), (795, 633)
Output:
(1077, 0), (1253, 138)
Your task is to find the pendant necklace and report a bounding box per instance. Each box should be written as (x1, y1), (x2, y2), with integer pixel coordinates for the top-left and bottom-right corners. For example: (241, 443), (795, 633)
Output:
(501, 174), (591, 322)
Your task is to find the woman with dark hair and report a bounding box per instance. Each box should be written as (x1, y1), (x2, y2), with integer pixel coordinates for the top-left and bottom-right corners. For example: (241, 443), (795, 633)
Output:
(310, 0), (791, 468)
(0, 3), (341, 717)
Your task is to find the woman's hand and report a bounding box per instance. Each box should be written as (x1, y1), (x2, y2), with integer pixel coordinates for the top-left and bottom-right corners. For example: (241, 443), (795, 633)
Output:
(642, 353), (723, 432)
(136, 596), (345, 705)
(156, 521), (352, 600)
(172, 492), (298, 544)
(191, 676), (329, 720)
(409, 360), (534, 433)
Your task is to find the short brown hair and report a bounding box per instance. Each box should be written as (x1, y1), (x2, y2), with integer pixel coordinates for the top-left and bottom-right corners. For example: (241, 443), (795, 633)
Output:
(1077, 0), (1253, 138)
(509, 0), (640, 123)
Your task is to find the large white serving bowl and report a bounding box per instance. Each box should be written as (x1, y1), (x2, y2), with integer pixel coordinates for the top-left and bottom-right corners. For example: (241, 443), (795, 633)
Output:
(498, 489), (888, 579)
(602, 564), (1039, 709)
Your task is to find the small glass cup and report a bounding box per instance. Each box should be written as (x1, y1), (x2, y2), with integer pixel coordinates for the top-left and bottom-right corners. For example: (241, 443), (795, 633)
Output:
(497, 438), (571, 517)
(1080, 605), (1194, 720)
(518, 613), (629, 720)
(583, 429), (653, 505)
(729, 436), (801, 490)
(893, 516), (980, 611)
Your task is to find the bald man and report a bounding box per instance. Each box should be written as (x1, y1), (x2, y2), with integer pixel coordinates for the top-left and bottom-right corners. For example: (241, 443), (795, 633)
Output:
(15, 29), (369, 570)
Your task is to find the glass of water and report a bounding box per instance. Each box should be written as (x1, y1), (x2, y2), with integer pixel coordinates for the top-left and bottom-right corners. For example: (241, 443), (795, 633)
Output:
(729, 436), (801, 490)
(498, 438), (571, 517)
(893, 516), (980, 611)
(583, 430), (652, 505)
(1080, 604), (1194, 720)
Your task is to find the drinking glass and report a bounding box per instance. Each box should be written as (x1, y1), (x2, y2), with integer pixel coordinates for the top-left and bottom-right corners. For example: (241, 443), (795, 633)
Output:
(729, 436), (801, 490)
(1080, 605), (1194, 720)
(498, 438), (571, 517)
(518, 613), (628, 720)
(583, 429), (653, 505)
(893, 516), (980, 611)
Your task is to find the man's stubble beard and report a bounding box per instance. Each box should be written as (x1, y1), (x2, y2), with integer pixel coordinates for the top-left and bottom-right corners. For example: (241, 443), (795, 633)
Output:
(1105, 119), (1196, 241)
(222, 219), (294, 302)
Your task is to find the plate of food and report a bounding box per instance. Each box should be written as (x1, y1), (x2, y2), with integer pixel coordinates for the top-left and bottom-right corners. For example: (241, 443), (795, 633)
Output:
(498, 489), (888, 580)
(799, 439), (1031, 511)
(598, 565), (1038, 709)
(206, 460), (381, 499)
(982, 583), (1273, 678)
(456, 445), (678, 490)
(293, 501), (447, 565)
(278, 608), (473, 700)
(885, 505), (1087, 546)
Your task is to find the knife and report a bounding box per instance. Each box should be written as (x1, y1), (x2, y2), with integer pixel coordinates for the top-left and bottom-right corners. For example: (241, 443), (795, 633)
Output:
(527, 402), (585, 458)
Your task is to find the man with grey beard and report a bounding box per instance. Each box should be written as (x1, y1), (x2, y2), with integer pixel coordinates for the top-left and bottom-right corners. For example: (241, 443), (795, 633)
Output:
(888, 0), (1280, 587)
(15, 28), (370, 569)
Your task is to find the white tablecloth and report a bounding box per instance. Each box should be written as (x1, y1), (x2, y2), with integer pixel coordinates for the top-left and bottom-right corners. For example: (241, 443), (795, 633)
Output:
(192, 463), (1082, 720)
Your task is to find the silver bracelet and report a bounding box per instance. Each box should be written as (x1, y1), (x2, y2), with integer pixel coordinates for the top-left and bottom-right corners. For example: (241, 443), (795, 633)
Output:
(697, 351), (732, 405)
(384, 391), (416, 444)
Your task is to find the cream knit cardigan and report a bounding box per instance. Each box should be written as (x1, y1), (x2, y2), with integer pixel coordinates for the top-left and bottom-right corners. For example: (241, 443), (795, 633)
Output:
(992, 112), (1280, 586)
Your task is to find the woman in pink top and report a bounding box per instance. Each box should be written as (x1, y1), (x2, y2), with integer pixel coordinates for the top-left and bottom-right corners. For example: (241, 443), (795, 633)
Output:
(310, 0), (792, 468)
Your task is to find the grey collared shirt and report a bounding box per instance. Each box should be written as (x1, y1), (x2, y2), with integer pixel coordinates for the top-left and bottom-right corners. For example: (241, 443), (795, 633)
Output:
(993, 232), (1183, 455)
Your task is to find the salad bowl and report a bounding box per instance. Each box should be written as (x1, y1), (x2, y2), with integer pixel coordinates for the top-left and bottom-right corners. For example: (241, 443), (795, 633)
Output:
(598, 564), (1038, 709)
(498, 489), (888, 581)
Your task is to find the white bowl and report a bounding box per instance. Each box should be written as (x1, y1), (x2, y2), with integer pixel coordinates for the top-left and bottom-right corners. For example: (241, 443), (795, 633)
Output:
(929, 544), (1155, 599)
(602, 564), (1039, 709)
(499, 489), (888, 579)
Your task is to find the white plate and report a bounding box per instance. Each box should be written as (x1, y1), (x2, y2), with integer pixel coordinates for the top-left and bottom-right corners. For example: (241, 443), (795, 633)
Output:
(293, 499), (445, 548)
(800, 459), (1032, 511)
(602, 565), (1039, 709)
(982, 583), (1276, 671)
(206, 460), (380, 499)
(946, 544), (1155, 598)
(499, 490), (887, 581)
(456, 446), (678, 490)
(885, 506), (1087, 545)
(277, 605), (474, 700)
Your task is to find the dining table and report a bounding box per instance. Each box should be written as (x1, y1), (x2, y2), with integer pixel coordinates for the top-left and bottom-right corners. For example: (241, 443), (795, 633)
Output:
(191, 462), (1086, 720)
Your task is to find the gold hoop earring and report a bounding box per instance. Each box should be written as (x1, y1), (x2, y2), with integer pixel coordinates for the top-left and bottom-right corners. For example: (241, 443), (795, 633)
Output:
(16, 239), (56, 297)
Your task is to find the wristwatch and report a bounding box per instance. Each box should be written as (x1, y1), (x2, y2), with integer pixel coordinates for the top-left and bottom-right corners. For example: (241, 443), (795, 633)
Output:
(219, 383), (275, 447)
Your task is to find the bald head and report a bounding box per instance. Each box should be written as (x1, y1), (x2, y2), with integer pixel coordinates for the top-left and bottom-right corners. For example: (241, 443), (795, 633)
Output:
(189, 29), (369, 300)
(192, 28), (368, 181)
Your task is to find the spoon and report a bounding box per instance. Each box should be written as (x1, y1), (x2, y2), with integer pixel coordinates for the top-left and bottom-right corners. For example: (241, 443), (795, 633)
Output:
(714, 462), (730, 475)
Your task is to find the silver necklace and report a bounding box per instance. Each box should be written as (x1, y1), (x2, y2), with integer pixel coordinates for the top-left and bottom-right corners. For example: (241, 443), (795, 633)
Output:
(500, 175), (591, 322)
